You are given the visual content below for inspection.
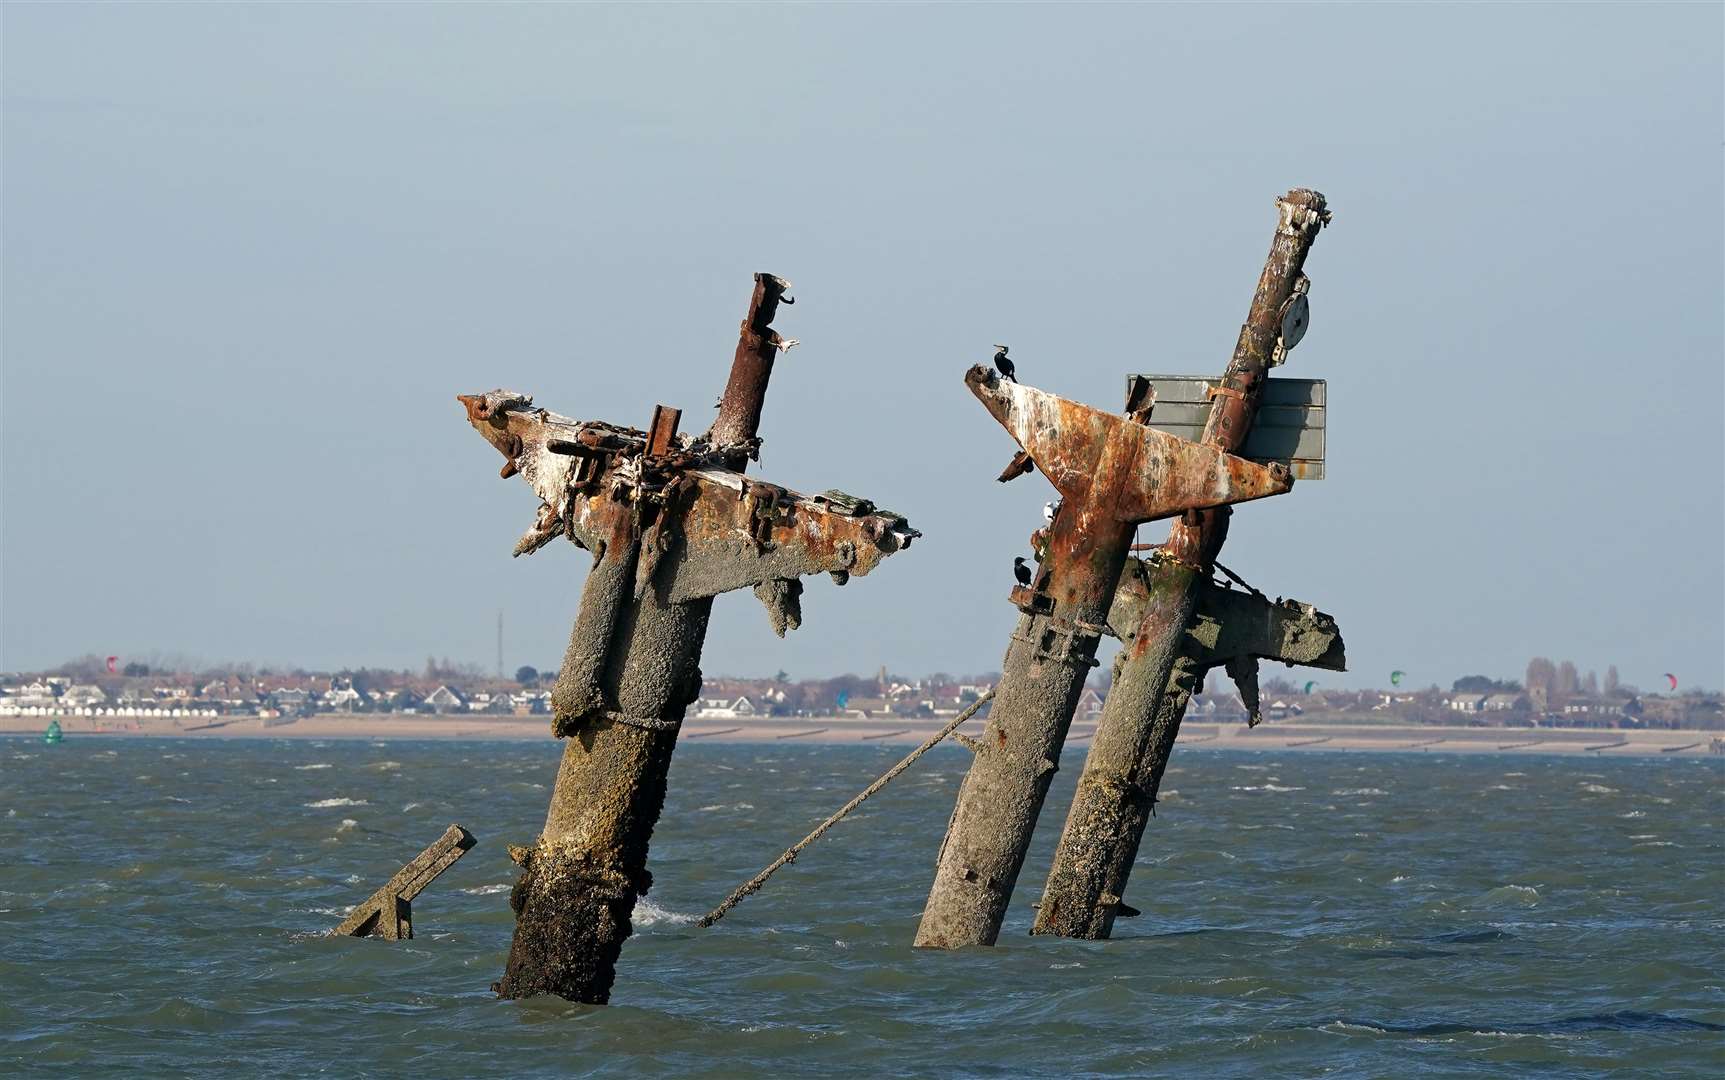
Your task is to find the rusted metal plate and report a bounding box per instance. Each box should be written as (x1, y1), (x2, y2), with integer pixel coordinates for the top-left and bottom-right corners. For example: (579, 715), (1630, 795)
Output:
(1125, 374), (1326, 479)
(966, 367), (1293, 522)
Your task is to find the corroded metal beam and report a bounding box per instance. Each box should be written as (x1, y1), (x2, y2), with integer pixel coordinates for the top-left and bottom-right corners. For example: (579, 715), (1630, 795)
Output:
(912, 364), (1294, 950)
(1033, 189), (1337, 940)
(461, 274), (916, 1004)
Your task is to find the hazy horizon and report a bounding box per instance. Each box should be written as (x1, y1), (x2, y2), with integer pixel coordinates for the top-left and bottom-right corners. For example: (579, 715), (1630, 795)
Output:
(4, 3), (1721, 692)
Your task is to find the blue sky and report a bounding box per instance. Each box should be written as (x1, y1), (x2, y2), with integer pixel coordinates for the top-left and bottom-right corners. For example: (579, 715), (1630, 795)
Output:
(3, 3), (1720, 691)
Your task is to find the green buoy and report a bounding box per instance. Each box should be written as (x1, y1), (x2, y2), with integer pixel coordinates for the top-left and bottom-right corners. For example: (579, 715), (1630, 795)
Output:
(43, 719), (63, 745)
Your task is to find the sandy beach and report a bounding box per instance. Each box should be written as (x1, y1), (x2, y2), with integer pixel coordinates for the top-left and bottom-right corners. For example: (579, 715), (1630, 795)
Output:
(6, 711), (1719, 758)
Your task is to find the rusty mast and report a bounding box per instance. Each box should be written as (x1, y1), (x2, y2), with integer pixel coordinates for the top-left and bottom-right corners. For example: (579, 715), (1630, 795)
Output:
(913, 364), (1296, 949)
(1034, 189), (1341, 938)
(460, 274), (918, 1004)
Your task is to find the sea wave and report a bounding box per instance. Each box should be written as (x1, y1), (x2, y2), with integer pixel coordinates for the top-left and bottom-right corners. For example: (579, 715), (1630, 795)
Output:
(295, 763), (332, 771)
(1474, 884), (1541, 907)
(462, 883), (512, 895)
(633, 897), (695, 927)
(305, 798), (369, 808)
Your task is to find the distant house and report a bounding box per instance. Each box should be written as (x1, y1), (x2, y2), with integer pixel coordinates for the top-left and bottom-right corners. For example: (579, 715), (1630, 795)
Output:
(1266, 699), (1303, 720)
(695, 696), (757, 719)
(272, 687), (314, 714)
(62, 684), (109, 708)
(1190, 693), (1249, 721)
(423, 685), (466, 714)
(1485, 693), (1529, 712)
(1448, 693), (1488, 713)
(322, 686), (364, 712)
(505, 691), (551, 714)
(383, 688), (424, 713)
(13, 680), (60, 707)
(1076, 688), (1104, 718)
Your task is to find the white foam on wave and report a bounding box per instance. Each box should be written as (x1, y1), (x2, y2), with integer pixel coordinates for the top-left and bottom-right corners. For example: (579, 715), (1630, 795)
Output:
(1333, 788), (1387, 796)
(1503, 771), (1527, 777)
(1618, 811), (1645, 819)
(1230, 784), (1305, 792)
(632, 897), (695, 927)
(1487, 784), (1516, 791)
(295, 763), (332, 771)
(462, 883), (513, 895)
(369, 761), (401, 772)
(1580, 783), (1616, 794)
(306, 797), (369, 808)
(166, 796), (192, 804)
(1235, 765), (1270, 772)
(1476, 884), (1541, 906)
(1633, 840), (1677, 848)
(336, 819), (358, 833)
(402, 801), (422, 812)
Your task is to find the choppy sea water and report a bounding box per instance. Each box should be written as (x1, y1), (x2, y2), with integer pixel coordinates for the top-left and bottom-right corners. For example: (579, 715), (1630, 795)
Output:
(1, 737), (1720, 1078)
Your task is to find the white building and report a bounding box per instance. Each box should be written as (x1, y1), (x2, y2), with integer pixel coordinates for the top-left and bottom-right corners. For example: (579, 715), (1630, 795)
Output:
(62, 684), (109, 708)
(694, 696), (757, 719)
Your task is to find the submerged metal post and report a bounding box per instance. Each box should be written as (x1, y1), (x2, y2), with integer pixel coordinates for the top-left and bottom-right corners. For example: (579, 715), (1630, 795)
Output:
(913, 368), (1296, 949)
(331, 824), (476, 940)
(1034, 189), (1339, 939)
(460, 274), (917, 1003)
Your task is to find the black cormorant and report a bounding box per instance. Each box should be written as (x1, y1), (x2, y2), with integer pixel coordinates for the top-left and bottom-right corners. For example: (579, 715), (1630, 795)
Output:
(993, 345), (1016, 382)
(1013, 556), (1032, 586)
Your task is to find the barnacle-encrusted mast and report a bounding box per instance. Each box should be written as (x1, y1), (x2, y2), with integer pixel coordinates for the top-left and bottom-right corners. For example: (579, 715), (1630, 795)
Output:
(916, 190), (1344, 949)
(460, 274), (917, 1004)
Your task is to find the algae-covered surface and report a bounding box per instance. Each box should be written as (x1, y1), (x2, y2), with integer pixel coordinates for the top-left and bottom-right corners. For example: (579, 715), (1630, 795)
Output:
(2, 738), (1720, 1077)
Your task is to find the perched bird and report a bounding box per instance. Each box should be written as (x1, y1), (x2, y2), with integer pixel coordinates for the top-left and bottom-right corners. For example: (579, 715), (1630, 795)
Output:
(1013, 556), (1032, 586)
(993, 345), (1017, 382)
(1043, 500), (1059, 525)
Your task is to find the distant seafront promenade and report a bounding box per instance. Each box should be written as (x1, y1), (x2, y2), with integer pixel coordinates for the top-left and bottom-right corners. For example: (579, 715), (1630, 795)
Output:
(5, 711), (1719, 757)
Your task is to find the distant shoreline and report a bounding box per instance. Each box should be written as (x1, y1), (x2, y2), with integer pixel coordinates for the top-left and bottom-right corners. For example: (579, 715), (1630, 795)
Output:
(5, 713), (1719, 758)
